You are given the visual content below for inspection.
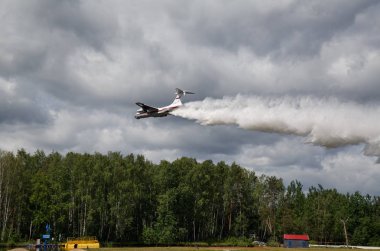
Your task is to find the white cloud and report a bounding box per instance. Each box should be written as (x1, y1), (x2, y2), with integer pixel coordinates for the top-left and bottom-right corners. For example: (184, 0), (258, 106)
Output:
(1, 0), (380, 194)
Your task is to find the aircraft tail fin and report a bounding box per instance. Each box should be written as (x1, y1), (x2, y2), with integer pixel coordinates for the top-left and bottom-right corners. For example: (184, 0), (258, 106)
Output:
(175, 88), (195, 99)
(170, 97), (182, 106)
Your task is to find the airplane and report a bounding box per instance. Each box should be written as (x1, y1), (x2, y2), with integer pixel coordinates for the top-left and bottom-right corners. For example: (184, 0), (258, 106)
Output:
(135, 88), (194, 119)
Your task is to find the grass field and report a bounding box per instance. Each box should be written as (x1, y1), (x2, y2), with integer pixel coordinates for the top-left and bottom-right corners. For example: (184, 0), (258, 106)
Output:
(95, 247), (361, 251)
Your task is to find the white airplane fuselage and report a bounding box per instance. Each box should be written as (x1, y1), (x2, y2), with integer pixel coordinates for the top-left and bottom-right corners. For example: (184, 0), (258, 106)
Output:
(134, 103), (182, 119)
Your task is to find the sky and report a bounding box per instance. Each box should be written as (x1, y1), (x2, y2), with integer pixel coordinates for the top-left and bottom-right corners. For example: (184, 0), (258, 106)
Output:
(1, 0), (380, 195)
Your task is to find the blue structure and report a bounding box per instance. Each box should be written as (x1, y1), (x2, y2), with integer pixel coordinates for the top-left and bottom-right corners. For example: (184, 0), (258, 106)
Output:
(283, 234), (309, 248)
(42, 223), (51, 251)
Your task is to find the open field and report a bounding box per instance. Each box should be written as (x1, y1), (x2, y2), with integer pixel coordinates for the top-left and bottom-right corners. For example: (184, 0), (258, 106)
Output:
(95, 247), (367, 251)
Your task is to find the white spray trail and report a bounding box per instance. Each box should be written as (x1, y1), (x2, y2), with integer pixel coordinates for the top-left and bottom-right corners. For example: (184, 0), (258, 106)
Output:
(173, 95), (380, 161)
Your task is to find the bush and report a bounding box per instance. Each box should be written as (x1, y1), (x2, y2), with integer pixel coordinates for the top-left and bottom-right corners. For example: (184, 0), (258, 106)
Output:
(266, 237), (280, 247)
(214, 237), (252, 247)
(142, 227), (159, 245)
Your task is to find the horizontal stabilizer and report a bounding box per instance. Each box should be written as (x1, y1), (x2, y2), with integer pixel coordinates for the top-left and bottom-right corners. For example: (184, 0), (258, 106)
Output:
(175, 88), (195, 99)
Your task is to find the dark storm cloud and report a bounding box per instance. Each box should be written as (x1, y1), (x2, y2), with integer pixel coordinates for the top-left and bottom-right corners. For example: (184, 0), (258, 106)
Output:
(0, 98), (49, 124)
(160, 0), (380, 103)
(169, 0), (377, 57)
(37, 1), (116, 51)
(1, 0), (120, 109)
(139, 122), (280, 156)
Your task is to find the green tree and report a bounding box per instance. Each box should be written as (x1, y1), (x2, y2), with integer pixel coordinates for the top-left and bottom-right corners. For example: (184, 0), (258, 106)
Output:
(0, 149), (379, 245)
(255, 175), (284, 241)
(278, 180), (305, 235)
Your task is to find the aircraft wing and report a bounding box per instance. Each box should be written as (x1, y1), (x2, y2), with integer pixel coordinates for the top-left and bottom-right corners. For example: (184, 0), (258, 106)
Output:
(136, 102), (159, 113)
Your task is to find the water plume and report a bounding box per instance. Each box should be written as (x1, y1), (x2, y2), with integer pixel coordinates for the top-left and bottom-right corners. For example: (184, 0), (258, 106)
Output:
(173, 95), (380, 161)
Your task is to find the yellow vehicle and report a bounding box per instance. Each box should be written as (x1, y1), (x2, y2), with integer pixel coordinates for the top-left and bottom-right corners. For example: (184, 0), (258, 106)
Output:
(64, 236), (100, 250)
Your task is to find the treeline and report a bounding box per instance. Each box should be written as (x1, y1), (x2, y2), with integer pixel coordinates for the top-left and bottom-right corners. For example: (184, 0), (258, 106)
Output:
(0, 150), (379, 246)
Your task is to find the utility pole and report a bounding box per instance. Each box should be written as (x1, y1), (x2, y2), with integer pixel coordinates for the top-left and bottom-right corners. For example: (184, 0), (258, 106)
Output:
(341, 218), (349, 247)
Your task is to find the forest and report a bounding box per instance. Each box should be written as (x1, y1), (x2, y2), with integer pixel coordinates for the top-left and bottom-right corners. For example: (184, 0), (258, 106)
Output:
(0, 150), (379, 246)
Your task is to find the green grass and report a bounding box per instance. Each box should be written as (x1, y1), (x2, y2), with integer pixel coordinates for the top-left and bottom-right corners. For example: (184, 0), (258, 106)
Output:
(94, 247), (363, 251)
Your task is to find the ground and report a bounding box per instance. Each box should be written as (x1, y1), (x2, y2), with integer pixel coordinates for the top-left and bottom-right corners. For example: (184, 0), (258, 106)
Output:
(95, 247), (362, 251)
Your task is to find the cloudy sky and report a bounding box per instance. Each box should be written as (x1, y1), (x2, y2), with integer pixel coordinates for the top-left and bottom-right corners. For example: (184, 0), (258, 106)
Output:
(1, 0), (380, 195)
